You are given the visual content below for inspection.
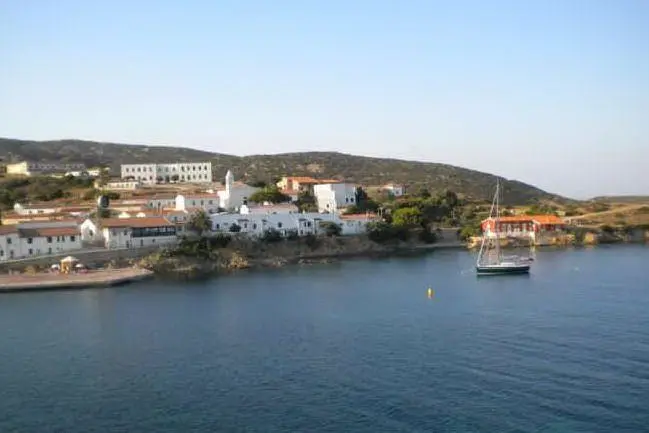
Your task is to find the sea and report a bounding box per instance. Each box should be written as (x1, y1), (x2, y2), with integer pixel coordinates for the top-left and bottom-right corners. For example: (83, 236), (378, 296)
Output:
(1, 245), (648, 432)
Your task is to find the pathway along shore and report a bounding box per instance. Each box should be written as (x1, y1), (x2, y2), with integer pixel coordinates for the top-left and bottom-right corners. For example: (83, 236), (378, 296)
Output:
(0, 268), (154, 293)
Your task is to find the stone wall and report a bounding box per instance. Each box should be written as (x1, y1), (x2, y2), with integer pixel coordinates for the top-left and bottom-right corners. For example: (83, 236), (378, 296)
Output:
(0, 244), (175, 273)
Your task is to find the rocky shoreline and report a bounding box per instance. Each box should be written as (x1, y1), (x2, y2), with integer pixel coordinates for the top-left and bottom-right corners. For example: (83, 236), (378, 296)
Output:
(135, 235), (465, 280)
(134, 228), (649, 280)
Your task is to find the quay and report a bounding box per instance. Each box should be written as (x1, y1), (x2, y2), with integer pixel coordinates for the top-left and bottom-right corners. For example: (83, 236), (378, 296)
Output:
(0, 268), (154, 293)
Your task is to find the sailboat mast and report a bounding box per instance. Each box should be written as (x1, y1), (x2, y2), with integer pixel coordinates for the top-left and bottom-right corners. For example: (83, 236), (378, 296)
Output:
(495, 179), (501, 259)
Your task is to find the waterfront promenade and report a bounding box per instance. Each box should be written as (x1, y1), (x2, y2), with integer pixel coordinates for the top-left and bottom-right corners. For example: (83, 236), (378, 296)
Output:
(0, 268), (154, 292)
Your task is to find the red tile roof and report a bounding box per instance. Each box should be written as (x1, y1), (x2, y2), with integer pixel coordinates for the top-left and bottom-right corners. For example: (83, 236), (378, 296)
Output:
(100, 217), (175, 228)
(18, 227), (80, 237)
(532, 215), (565, 225)
(340, 213), (379, 220)
(0, 225), (18, 235)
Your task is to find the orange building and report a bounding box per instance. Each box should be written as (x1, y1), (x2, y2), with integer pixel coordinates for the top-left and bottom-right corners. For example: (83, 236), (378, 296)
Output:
(481, 215), (566, 238)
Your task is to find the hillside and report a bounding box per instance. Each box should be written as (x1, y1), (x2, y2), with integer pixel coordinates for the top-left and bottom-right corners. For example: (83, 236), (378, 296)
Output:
(0, 137), (568, 204)
(590, 195), (649, 204)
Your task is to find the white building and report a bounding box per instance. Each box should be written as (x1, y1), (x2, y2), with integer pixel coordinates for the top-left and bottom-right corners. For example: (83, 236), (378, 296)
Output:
(313, 183), (358, 213)
(98, 180), (142, 191)
(13, 202), (60, 215)
(6, 161), (87, 176)
(0, 221), (82, 261)
(175, 193), (221, 214)
(210, 205), (377, 238)
(382, 183), (405, 197)
(121, 162), (212, 184)
(217, 170), (259, 211)
(80, 217), (178, 249)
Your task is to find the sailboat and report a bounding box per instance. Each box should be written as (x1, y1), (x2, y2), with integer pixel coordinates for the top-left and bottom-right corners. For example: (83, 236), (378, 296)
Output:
(476, 180), (532, 276)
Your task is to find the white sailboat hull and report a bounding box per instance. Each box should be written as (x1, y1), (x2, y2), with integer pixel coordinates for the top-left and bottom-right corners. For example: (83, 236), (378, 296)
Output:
(476, 180), (533, 276)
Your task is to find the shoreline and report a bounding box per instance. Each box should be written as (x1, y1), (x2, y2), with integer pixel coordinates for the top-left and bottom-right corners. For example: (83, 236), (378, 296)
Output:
(2, 234), (647, 290)
(0, 268), (154, 293)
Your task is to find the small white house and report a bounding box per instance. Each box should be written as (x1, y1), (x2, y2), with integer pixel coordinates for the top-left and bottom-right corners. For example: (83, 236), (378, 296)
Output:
(81, 217), (178, 249)
(98, 180), (142, 190)
(240, 203), (300, 215)
(175, 193), (221, 214)
(382, 184), (405, 197)
(313, 183), (358, 213)
(13, 202), (60, 216)
(0, 221), (82, 261)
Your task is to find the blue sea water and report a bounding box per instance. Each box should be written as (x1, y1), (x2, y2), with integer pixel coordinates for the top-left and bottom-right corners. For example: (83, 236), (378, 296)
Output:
(0, 245), (648, 432)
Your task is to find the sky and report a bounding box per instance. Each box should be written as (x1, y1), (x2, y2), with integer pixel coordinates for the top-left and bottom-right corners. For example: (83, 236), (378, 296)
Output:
(1, 0), (648, 199)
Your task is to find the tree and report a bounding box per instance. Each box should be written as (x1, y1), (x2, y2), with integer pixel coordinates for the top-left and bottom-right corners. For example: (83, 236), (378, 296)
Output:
(97, 168), (111, 187)
(392, 207), (423, 228)
(187, 210), (212, 235)
(354, 186), (379, 212)
(249, 186), (291, 204)
(247, 180), (267, 188)
(417, 187), (431, 199)
(261, 228), (282, 243)
(296, 191), (317, 212)
(441, 190), (459, 208)
(319, 221), (342, 237)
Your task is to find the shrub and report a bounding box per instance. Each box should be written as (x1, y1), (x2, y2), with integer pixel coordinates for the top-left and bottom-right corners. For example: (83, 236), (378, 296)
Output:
(600, 224), (615, 234)
(319, 221), (342, 237)
(303, 233), (319, 249)
(261, 228), (282, 243)
(418, 229), (438, 244)
(210, 233), (232, 248)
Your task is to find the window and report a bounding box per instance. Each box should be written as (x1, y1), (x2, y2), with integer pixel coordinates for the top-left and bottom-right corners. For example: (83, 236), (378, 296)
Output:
(277, 222), (283, 228)
(70, 236), (76, 242)
(0, 249), (3, 257)
(28, 249), (33, 255)
(7, 238), (11, 245)
(47, 237), (52, 243)
(48, 248), (52, 254)
(27, 238), (33, 244)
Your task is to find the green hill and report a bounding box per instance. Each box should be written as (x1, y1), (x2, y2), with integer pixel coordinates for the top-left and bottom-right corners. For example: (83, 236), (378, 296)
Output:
(0, 137), (569, 204)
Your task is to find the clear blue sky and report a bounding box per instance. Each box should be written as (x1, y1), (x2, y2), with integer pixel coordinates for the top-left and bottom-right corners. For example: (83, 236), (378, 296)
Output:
(1, 1), (647, 199)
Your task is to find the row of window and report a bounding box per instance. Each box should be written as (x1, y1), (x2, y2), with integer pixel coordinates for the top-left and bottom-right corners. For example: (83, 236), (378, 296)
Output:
(46, 236), (76, 243)
(213, 220), (314, 230)
(132, 227), (177, 238)
(128, 174), (210, 181)
(124, 165), (210, 173)
(0, 247), (71, 258)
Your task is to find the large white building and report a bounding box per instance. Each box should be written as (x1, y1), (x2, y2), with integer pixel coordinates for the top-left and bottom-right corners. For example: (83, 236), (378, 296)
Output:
(6, 161), (87, 176)
(0, 221), (82, 261)
(313, 183), (358, 213)
(80, 217), (178, 249)
(120, 162), (212, 184)
(209, 204), (375, 237)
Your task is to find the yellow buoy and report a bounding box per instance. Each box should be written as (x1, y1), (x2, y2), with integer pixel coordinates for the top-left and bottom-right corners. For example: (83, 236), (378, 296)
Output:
(427, 288), (434, 298)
